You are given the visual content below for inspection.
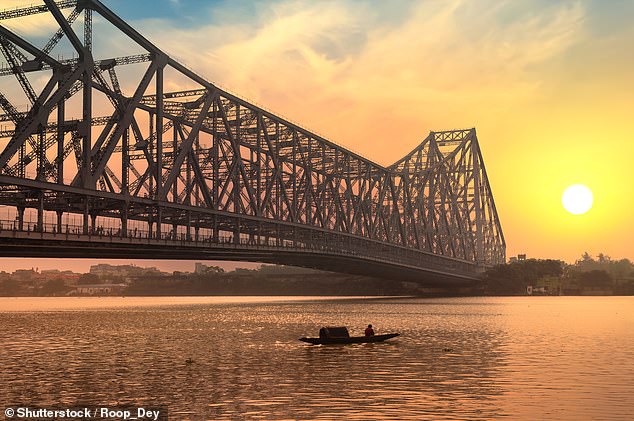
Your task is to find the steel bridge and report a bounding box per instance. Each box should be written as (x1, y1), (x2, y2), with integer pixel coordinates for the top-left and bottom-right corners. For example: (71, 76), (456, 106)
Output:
(0, 0), (505, 285)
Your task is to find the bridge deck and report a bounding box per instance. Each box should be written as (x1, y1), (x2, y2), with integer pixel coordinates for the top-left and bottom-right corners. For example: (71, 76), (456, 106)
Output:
(0, 226), (480, 285)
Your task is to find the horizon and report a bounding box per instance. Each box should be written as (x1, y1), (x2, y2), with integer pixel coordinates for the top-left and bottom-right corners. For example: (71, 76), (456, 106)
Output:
(0, 258), (261, 274)
(1, 252), (630, 275)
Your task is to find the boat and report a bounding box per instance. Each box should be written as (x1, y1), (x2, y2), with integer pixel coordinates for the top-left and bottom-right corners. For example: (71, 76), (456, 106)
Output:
(299, 326), (400, 345)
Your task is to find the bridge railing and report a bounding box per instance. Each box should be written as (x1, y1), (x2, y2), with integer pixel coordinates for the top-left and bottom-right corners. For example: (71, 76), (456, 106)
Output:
(0, 218), (478, 276)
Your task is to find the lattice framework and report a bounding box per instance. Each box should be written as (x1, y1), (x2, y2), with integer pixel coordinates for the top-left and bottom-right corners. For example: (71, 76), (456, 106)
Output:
(0, 0), (505, 280)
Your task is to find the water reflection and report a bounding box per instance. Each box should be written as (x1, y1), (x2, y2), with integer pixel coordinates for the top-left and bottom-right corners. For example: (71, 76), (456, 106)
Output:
(1, 297), (633, 420)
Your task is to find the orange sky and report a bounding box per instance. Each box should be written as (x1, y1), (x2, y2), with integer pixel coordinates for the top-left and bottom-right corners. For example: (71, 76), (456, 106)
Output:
(1, 0), (633, 272)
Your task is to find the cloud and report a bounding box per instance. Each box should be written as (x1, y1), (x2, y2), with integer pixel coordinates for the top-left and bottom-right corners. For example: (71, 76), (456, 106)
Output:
(1, 0), (69, 38)
(2, 0), (587, 163)
(117, 0), (585, 162)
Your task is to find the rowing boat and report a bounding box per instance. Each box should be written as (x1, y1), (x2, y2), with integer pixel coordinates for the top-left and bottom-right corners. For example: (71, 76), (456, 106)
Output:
(299, 333), (399, 345)
(299, 326), (399, 345)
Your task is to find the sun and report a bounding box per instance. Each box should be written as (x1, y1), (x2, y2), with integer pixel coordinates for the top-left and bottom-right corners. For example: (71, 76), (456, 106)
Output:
(562, 184), (593, 215)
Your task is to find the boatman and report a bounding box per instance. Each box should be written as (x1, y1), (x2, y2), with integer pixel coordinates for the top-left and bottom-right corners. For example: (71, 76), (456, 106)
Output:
(365, 324), (375, 336)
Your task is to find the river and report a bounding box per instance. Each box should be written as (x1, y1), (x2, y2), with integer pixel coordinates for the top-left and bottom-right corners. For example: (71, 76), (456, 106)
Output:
(1, 296), (632, 420)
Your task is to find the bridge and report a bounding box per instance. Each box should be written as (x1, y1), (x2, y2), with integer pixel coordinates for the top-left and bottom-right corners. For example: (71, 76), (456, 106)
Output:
(0, 0), (505, 285)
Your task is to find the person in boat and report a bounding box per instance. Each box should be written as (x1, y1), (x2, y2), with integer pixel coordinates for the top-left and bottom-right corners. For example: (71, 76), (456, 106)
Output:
(319, 327), (327, 339)
(365, 324), (375, 336)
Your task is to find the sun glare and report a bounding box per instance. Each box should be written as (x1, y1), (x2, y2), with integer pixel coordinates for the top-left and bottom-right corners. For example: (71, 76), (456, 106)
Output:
(562, 184), (593, 215)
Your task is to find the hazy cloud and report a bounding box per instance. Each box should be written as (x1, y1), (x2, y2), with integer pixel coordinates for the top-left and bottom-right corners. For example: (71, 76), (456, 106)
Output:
(121, 0), (585, 162)
(1, 0), (68, 38)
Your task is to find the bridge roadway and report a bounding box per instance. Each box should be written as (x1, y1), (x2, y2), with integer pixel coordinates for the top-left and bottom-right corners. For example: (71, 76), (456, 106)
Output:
(0, 213), (481, 287)
(0, 226), (482, 286)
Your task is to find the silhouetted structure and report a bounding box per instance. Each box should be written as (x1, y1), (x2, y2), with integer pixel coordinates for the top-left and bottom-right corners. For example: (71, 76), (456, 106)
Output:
(0, 0), (505, 285)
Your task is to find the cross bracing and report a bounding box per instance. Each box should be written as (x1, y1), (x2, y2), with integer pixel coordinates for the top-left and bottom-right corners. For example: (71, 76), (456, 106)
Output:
(0, 0), (505, 284)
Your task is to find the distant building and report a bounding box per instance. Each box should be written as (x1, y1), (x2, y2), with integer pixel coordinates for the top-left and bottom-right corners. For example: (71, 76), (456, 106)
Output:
(509, 254), (527, 263)
(173, 271), (190, 276)
(527, 275), (562, 296)
(41, 269), (81, 284)
(13, 269), (37, 280)
(90, 264), (166, 281)
(194, 262), (207, 274)
(194, 263), (224, 274)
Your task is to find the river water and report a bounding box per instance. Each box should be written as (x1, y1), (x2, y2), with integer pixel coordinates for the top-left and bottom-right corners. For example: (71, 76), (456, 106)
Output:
(0, 296), (632, 420)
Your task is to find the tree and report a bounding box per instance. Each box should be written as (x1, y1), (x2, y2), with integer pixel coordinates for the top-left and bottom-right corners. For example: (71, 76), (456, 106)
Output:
(40, 279), (68, 296)
(77, 273), (100, 285)
(576, 252), (597, 272)
(580, 252), (593, 263)
(578, 270), (612, 288)
(572, 254), (633, 281)
(483, 259), (564, 295)
(482, 264), (523, 294)
(0, 278), (22, 296)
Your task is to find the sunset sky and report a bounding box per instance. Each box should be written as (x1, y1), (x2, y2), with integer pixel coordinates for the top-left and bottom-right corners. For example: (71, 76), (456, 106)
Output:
(1, 0), (633, 273)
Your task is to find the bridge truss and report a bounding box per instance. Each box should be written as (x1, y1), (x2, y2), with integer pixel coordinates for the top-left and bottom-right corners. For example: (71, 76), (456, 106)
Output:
(0, 0), (505, 284)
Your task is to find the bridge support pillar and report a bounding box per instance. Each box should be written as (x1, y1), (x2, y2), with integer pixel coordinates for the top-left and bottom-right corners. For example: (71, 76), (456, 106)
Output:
(56, 211), (63, 234)
(148, 220), (153, 240)
(211, 214), (217, 243)
(91, 214), (97, 234)
(234, 218), (240, 245)
(186, 211), (191, 241)
(195, 224), (199, 242)
(156, 207), (162, 239)
(37, 193), (44, 232)
(83, 198), (89, 235)
(121, 207), (128, 238)
(17, 206), (24, 231)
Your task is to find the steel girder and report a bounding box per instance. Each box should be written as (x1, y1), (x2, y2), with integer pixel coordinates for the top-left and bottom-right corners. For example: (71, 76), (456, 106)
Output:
(0, 0), (505, 280)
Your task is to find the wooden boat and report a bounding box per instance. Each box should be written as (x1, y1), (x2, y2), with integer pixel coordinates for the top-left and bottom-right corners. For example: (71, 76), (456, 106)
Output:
(299, 326), (399, 345)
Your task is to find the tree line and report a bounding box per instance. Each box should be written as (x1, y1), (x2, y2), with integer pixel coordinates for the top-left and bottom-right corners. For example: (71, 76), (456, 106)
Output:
(483, 253), (634, 295)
